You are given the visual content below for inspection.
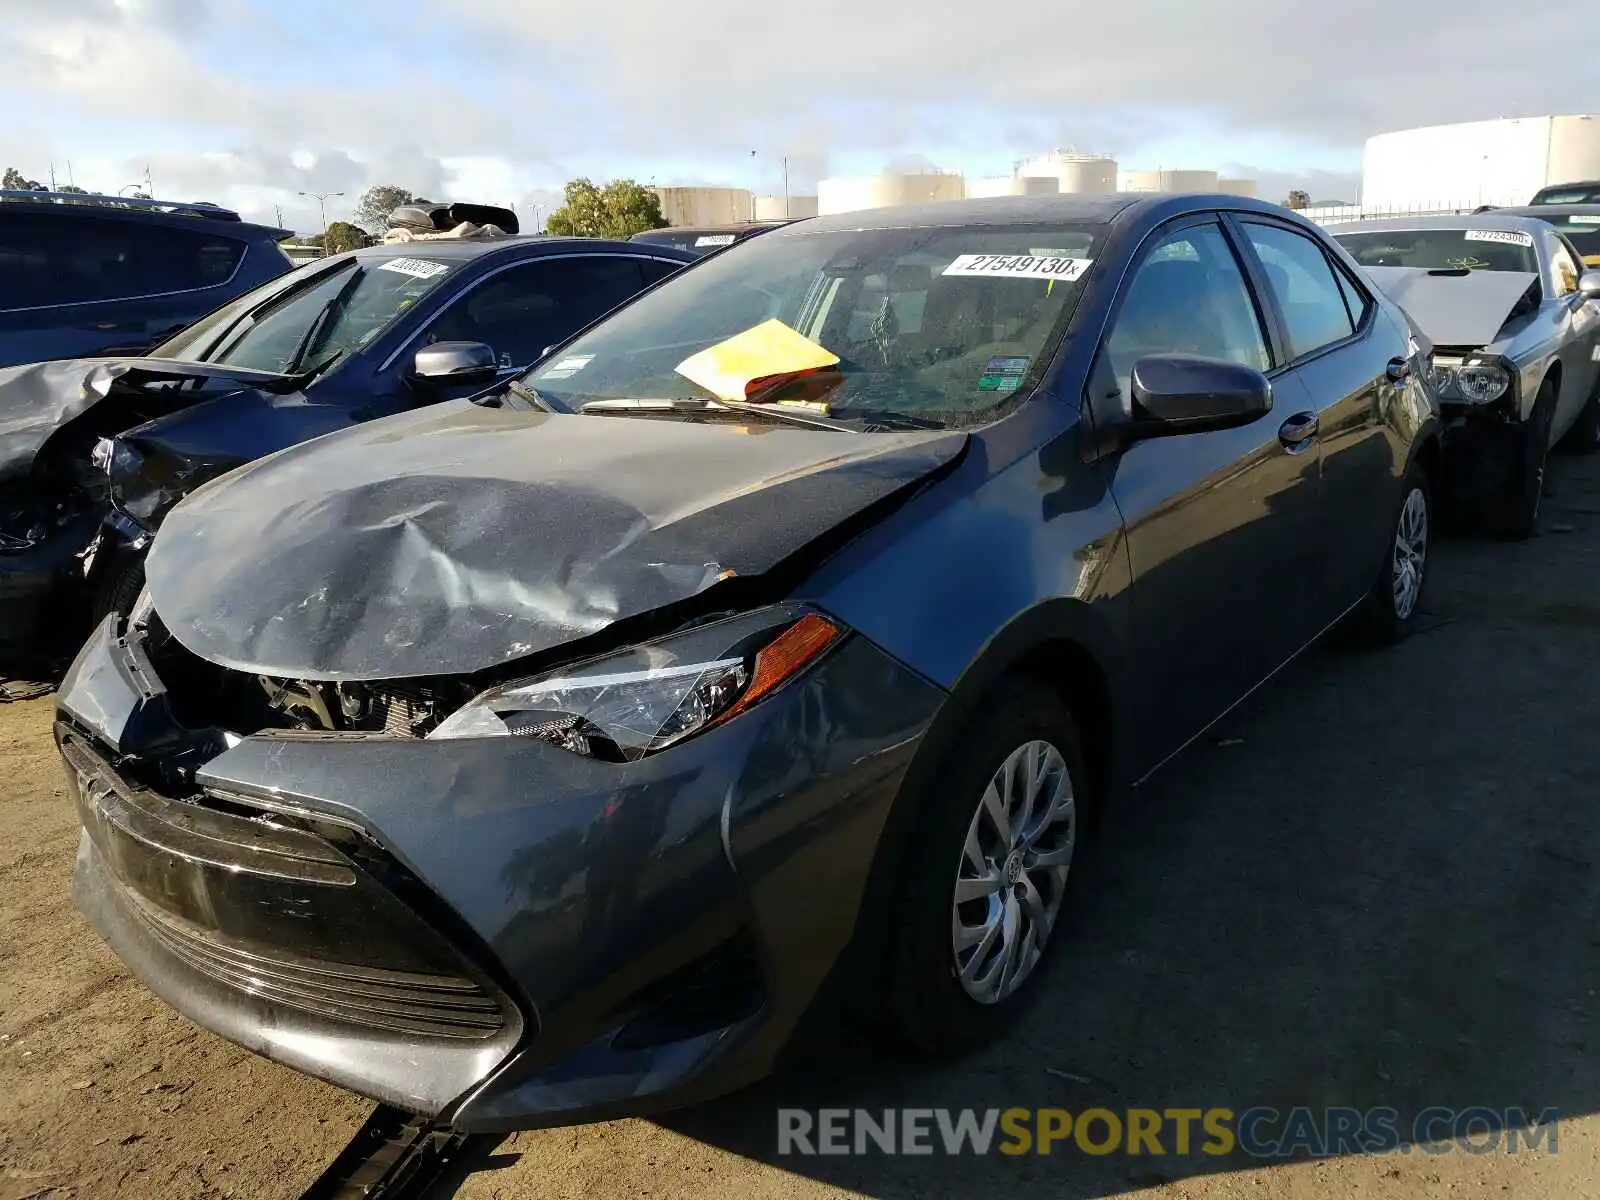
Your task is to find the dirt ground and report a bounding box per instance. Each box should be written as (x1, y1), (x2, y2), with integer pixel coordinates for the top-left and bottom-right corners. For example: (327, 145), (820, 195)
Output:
(3, 455), (1599, 1200)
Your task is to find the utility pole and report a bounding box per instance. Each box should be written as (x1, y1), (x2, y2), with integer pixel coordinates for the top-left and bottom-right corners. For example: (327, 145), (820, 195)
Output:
(783, 155), (790, 218)
(298, 190), (345, 255)
(749, 149), (757, 220)
(274, 204), (285, 228)
(48, 162), (56, 191)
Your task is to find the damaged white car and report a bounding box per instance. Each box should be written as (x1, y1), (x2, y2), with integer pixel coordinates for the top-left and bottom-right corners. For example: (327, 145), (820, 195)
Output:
(1333, 214), (1600, 537)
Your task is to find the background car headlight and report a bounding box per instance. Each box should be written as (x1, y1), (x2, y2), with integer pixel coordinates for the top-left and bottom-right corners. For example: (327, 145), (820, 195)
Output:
(1455, 362), (1510, 404)
(429, 606), (843, 758)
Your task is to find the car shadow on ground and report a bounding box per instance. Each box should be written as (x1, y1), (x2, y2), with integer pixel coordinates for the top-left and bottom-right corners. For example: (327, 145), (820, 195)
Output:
(640, 455), (1600, 1197)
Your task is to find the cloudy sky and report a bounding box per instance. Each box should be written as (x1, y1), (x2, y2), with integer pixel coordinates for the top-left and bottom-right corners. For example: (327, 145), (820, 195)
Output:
(1, 0), (1591, 233)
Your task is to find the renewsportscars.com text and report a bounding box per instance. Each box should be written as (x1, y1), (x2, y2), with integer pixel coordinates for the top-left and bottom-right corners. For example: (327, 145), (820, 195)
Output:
(776, 1107), (1559, 1157)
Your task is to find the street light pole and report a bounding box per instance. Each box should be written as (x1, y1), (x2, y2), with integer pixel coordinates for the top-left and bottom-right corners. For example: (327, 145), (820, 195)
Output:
(298, 190), (345, 255)
(749, 149), (758, 221)
(783, 156), (790, 218)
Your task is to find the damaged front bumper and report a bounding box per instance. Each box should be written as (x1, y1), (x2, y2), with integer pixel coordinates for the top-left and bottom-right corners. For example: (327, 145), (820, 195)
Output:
(60, 612), (945, 1130)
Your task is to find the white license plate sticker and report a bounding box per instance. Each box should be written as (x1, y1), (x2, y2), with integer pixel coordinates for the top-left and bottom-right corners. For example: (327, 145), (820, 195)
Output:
(1464, 229), (1534, 247)
(942, 254), (1093, 281)
(377, 257), (450, 279)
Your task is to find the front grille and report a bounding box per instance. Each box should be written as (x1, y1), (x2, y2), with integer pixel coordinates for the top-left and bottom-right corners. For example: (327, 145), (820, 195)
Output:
(126, 887), (508, 1040)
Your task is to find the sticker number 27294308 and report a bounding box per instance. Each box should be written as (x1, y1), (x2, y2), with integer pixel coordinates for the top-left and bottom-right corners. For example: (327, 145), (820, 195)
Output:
(942, 254), (1093, 281)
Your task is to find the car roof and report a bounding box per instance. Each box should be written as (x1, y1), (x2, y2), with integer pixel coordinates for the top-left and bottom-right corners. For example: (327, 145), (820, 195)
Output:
(785, 192), (1313, 236)
(1492, 203), (1600, 217)
(344, 236), (695, 263)
(0, 189), (290, 238)
(1325, 212), (1553, 235)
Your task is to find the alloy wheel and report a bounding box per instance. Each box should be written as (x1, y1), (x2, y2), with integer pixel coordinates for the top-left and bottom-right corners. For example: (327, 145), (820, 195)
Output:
(951, 739), (1076, 1005)
(1392, 486), (1429, 621)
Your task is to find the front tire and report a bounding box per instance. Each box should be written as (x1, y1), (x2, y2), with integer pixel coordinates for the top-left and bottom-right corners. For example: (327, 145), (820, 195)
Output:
(91, 553), (146, 624)
(889, 682), (1089, 1054)
(1488, 380), (1556, 540)
(1354, 462), (1431, 644)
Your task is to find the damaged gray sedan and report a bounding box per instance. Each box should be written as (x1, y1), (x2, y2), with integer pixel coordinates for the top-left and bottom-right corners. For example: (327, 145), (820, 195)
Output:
(1333, 213), (1600, 536)
(56, 194), (1442, 1132)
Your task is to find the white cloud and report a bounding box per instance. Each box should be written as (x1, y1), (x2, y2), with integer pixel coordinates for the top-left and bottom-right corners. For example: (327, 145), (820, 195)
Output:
(1, 0), (1591, 228)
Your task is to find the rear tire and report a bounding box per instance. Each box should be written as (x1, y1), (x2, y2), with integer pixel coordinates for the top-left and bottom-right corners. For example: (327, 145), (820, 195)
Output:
(1487, 380), (1555, 540)
(889, 682), (1090, 1054)
(1353, 462), (1431, 645)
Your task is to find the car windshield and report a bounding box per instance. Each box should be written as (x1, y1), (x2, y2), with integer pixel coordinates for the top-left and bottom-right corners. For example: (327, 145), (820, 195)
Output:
(150, 252), (462, 374)
(529, 222), (1103, 430)
(1334, 228), (1539, 273)
(1529, 186), (1600, 205)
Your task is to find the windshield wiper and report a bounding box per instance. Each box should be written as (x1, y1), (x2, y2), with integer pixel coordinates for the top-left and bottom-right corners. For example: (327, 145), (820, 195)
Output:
(580, 397), (854, 432)
(499, 378), (554, 410)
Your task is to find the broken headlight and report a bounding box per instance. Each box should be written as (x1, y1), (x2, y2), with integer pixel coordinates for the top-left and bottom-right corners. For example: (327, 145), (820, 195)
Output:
(429, 606), (843, 759)
(90, 436), (142, 479)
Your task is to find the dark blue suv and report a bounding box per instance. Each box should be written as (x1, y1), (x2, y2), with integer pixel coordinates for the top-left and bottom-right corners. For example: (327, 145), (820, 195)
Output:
(0, 190), (293, 368)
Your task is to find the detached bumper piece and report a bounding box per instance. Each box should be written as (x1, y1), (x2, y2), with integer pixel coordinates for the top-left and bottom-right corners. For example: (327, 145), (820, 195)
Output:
(61, 724), (526, 1115)
(300, 1104), (490, 1200)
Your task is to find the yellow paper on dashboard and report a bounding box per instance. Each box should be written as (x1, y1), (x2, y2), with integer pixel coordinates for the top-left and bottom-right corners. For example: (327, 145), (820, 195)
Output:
(674, 319), (839, 403)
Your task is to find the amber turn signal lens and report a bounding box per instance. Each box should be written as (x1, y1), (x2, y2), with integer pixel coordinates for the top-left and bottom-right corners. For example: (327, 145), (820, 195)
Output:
(722, 612), (842, 721)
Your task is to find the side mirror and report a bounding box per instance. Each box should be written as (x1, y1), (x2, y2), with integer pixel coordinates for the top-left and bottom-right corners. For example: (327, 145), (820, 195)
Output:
(1577, 270), (1600, 301)
(1127, 354), (1273, 440)
(411, 341), (498, 387)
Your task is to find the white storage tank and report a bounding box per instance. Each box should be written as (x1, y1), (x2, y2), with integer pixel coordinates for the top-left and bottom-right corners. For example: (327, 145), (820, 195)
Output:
(965, 176), (1060, 199)
(1122, 169), (1220, 194)
(816, 172), (966, 215)
(1013, 149), (1119, 194)
(752, 194), (819, 220)
(654, 186), (754, 226)
(1361, 115), (1600, 210)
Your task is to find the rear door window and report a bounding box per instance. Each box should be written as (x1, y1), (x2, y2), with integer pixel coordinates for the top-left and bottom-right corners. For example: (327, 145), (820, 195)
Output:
(423, 255), (657, 369)
(0, 213), (244, 309)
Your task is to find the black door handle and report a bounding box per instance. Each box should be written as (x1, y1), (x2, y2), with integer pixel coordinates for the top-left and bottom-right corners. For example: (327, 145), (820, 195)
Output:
(1386, 356), (1410, 382)
(1278, 411), (1319, 452)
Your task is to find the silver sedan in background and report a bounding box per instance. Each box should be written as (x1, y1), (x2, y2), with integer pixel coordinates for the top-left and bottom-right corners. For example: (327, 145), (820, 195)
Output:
(1332, 213), (1600, 537)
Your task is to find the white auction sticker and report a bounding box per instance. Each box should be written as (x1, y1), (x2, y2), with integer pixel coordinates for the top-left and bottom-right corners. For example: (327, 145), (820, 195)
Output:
(539, 353), (594, 380)
(1464, 229), (1534, 247)
(377, 257), (450, 279)
(695, 234), (737, 247)
(943, 253), (1093, 281)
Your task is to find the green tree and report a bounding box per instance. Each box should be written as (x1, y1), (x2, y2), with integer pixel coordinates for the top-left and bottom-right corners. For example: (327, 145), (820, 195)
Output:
(1282, 189), (1311, 210)
(544, 178), (667, 239)
(58, 184), (88, 194)
(353, 184), (417, 235)
(323, 220), (371, 254)
(2, 167), (44, 190)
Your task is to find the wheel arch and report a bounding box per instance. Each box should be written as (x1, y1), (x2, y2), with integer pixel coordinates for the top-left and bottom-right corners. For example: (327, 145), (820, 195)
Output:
(836, 599), (1125, 1015)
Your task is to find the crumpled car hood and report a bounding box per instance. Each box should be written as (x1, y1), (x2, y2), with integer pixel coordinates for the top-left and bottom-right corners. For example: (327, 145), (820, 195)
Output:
(0, 356), (295, 487)
(145, 402), (967, 681)
(0, 359), (116, 486)
(110, 388), (359, 531)
(1362, 267), (1539, 349)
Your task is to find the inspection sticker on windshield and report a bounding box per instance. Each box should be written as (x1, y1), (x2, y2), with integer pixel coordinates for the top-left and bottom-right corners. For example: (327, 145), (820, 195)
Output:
(978, 355), (1030, 392)
(376, 257), (450, 279)
(1464, 229), (1534, 247)
(1568, 215), (1600, 225)
(943, 253), (1093, 281)
(695, 234), (737, 247)
(539, 354), (593, 380)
